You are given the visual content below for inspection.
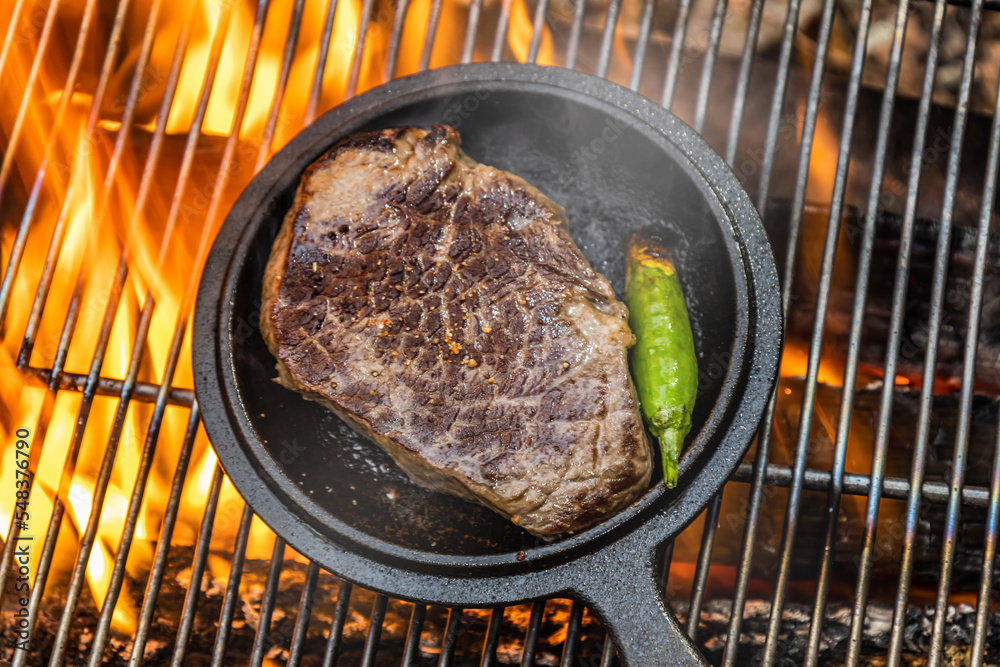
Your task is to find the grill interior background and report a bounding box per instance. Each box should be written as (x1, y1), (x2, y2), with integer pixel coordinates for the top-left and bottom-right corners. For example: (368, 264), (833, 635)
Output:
(1, 0), (1000, 664)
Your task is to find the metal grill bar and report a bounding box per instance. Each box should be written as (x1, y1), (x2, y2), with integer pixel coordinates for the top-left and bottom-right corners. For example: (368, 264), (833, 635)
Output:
(730, 461), (996, 507)
(13, 0), (156, 365)
(490, 0), (513, 62)
(526, 0), (550, 64)
(321, 580), (354, 667)
(804, 0), (908, 662)
(949, 69), (1000, 667)
(15, 211), (69, 366)
(0, 0), (60, 197)
(419, 0), (444, 71)
(402, 603), (428, 667)
(972, 405), (1000, 667)
(360, 594), (389, 667)
(753, 0), (801, 212)
(26, 368), (194, 405)
(5, 1), (1000, 664)
(627, 0), (655, 91)
(128, 403), (200, 665)
(195, 0), (272, 256)
(439, 608), (464, 666)
(686, 496), (720, 641)
(562, 0), (586, 70)
(384, 0), (408, 79)
(461, 0), (483, 64)
(287, 560), (321, 667)
(211, 504), (254, 667)
(345, 0), (374, 99)
(926, 12), (992, 664)
(594, 0), (621, 79)
(45, 280), (80, 393)
(559, 601), (585, 667)
(170, 463), (224, 666)
(46, 298), (156, 666)
(877, 1), (979, 664)
(256, 0), (306, 171)
(105, 3), (192, 250)
(250, 538), (287, 667)
(520, 600), (546, 667)
(599, 633), (616, 667)
(0, 185), (42, 333)
(723, 0), (830, 658)
(308, 0), (339, 122)
(659, 0), (690, 110)
(765, 0), (874, 653)
(658, 536), (673, 591)
(723, 0), (764, 165)
(0, 0), (98, 327)
(692, 0), (726, 134)
(480, 607), (503, 667)
(0, 0), (26, 84)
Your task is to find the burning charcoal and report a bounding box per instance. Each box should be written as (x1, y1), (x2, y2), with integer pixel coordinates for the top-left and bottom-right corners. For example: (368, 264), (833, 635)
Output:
(702, 379), (999, 598)
(8, 541), (993, 666)
(777, 200), (1000, 392)
(0, 548), (611, 666)
(763, 79), (1000, 392)
(683, 599), (1000, 666)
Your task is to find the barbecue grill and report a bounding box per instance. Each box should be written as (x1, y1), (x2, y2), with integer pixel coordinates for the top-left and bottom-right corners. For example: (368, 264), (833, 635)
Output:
(1, 0), (999, 665)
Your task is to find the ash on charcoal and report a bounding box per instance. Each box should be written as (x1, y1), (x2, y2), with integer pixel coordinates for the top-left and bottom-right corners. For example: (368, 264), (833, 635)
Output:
(674, 599), (1000, 666)
(2, 545), (996, 666)
(0, 549), (610, 666)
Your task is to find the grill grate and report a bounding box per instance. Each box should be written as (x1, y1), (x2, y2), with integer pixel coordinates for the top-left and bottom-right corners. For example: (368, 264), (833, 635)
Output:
(1, 0), (999, 664)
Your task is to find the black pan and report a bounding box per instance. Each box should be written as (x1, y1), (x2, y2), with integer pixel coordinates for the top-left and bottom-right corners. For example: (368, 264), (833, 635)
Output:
(193, 63), (781, 666)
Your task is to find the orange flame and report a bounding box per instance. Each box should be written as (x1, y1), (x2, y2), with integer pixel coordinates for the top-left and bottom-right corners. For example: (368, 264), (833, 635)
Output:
(396, 0), (466, 76)
(0, 0), (657, 646)
(507, 0), (555, 65)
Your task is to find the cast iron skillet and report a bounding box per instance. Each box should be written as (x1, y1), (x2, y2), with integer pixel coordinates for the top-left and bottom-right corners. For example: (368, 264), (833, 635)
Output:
(194, 63), (781, 666)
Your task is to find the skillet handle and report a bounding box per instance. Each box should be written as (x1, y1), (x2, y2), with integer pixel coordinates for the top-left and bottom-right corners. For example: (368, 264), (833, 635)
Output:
(574, 549), (708, 667)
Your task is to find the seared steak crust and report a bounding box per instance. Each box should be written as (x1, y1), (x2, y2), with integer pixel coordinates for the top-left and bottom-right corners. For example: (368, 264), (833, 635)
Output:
(261, 125), (651, 536)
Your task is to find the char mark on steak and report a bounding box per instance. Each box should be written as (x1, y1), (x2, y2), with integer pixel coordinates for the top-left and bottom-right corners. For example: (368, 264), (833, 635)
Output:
(260, 125), (652, 537)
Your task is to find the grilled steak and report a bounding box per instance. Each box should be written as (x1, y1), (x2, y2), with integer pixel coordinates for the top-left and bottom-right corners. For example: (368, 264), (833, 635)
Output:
(260, 125), (652, 536)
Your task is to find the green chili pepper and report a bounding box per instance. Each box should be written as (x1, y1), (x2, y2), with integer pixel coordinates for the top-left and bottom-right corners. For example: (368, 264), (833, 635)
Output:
(625, 234), (698, 488)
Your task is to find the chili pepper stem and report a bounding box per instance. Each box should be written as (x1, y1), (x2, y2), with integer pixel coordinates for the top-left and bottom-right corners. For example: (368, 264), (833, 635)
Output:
(651, 407), (689, 488)
(654, 429), (684, 488)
